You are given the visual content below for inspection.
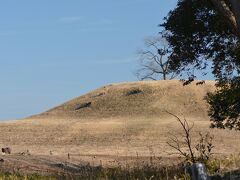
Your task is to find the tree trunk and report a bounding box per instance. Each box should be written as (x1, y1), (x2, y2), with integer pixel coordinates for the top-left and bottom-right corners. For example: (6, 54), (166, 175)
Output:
(229, 0), (240, 34)
(211, 0), (240, 37)
(163, 72), (166, 80)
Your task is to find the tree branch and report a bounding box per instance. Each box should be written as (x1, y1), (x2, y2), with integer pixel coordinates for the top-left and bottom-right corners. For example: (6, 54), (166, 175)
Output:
(229, 0), (240, 34)
(211, 0), (240, 36)
(166, 111), (196, 163)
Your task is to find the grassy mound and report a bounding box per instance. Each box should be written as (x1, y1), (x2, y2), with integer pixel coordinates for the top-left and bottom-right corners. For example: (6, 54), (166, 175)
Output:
(30, 80), (215, 120)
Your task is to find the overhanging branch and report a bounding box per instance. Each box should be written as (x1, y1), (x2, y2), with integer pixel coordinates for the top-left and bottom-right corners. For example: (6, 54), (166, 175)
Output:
(229, 0), (240, 34)
(210, 0), (240, 36)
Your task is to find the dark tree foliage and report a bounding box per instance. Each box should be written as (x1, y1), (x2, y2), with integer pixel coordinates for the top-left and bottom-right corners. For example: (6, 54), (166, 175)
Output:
(206, 78), (240, 130)
(161, 0), (240, 130)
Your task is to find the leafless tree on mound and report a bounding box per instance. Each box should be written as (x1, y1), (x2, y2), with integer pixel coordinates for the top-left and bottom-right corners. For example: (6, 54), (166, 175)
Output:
(136, 36), (179, 80)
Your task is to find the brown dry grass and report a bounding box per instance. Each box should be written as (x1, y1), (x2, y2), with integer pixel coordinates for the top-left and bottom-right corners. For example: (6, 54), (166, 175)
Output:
(0, 80), (239, 171)
(31, 80), (215, 120)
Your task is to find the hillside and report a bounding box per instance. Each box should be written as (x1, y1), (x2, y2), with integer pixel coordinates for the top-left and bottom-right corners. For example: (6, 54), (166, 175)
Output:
(31, 80), (215, 120)
(1, 80), (239, 171)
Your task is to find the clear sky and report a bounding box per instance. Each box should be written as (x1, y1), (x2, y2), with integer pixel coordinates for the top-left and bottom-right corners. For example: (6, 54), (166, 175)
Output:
(0, 0), (180, 120)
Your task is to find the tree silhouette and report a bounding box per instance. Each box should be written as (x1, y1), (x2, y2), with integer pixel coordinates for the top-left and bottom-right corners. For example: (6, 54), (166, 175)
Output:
(161, 0), (240, 130)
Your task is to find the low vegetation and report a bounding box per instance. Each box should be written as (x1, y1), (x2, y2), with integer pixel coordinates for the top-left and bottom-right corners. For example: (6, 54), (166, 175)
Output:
(0, 156), (239, 180)
(0, 172), (56, 180)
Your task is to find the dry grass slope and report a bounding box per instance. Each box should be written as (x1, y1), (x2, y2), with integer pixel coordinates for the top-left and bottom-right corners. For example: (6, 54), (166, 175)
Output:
(0, 80), (239, 172)
(31, 80), (215, 120)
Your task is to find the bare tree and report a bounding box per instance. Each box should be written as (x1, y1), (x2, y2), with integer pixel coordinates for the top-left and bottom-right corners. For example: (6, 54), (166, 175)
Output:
(166, 112), (196, 163)
(166, 112), (214, 164)
(136, 36), (179, 80)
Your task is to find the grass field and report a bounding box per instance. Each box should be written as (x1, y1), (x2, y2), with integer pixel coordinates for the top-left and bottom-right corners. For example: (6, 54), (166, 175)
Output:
(0, 80), (239, 178)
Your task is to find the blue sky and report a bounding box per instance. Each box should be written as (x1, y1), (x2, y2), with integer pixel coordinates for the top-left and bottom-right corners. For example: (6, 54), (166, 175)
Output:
(0, 0), (180, 120)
